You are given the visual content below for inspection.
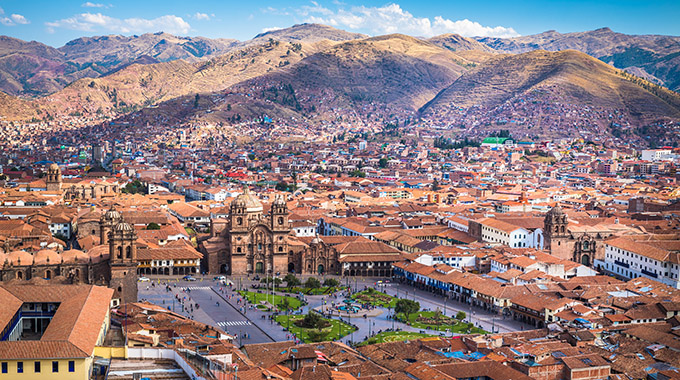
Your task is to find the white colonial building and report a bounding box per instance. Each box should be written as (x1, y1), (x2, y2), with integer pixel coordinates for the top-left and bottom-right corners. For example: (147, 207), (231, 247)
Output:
(597, 236), (680, 289)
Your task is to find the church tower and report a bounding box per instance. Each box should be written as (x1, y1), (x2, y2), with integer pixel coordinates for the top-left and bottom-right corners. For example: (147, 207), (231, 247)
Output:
(109, 220), (138, 305)
(100, 205), (122, 245)
(544, 206), (570, 259)
(45, 163), (62, 192)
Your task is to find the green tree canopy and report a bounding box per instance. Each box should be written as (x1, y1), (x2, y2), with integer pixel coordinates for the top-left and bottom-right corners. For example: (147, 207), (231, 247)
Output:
(395, 299), (420, 320)
(146, 222), (161, 230)
(304, 277), (321, 289)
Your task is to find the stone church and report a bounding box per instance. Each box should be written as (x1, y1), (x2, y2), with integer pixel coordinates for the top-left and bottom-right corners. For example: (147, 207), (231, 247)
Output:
(543, 206), (639, 268)
(0, 206), (138, 306)
(202, 189), (292, 275)
(201, 189), (349, 276)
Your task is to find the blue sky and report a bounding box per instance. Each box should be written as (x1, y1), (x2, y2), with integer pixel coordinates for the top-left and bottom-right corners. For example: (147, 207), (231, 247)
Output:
(1, 0), (679, 46)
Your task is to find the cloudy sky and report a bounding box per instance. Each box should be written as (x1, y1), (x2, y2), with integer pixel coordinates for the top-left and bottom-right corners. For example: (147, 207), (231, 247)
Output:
(1, 0), (678, 46)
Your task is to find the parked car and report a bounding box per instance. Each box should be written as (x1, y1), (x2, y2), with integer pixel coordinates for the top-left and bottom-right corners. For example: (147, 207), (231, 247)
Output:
(183, 275), (197, 281)
(213, 276), (226, 281)
(138, 277), (150, 282)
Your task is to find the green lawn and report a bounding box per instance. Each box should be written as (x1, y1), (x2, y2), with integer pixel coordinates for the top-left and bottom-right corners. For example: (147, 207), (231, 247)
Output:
(275, 314), (356, 343)
(238, 291), (303, 311)
(351, 289), (397, 308)
(397, 311), (487, 334)
(358, 331), (437, 346)
(277, 286), (345, 295)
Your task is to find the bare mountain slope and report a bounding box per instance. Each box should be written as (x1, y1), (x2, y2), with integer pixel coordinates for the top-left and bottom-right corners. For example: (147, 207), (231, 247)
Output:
(422, 49), (680, 121)
(477, 28), (680, 91)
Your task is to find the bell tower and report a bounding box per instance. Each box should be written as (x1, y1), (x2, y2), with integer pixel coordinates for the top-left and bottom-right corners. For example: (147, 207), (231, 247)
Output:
(109, 220), (138, 305)
(271, 194), (290, 231)
(544, 206), (570, 259)
(45, 163), (62, 192)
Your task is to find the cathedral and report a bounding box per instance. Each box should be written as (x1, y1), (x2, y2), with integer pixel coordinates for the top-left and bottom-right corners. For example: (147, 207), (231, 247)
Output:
(201, 189), (348, 276)
(202, 189), (291, 275)
(543, 206), (639, 268)
(0, 206), (138, 306)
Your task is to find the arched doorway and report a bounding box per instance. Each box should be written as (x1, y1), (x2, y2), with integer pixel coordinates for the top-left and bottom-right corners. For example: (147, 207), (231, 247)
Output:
(45, 270), (52, 279)
(581, 254), (590, 266)
(288, 262), (295, 273)
(173, 267), (179, 275)
(317, 264), (324, 275)
(220, 264), (229, 274)
(163, 267), (169, 275)
(255, 262), (264, 274)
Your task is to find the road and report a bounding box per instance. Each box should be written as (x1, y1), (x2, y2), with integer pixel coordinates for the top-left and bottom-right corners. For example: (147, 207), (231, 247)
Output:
(138, 274), (531, 346)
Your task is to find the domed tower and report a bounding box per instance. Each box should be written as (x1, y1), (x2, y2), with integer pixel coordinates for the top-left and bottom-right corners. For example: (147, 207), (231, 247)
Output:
(45, 163), (62, 192)
(100, 205), (122, 245)
(109, 219), (138, 305)
(271, 194), (290, 231)
(544, 206), (570, 258)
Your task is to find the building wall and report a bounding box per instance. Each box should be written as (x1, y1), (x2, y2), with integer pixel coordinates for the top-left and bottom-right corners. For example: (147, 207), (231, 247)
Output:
(0, 357), (90, 380)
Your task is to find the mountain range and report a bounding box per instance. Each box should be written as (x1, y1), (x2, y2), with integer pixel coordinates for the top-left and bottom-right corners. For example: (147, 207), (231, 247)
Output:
(0, 23), (679, 144)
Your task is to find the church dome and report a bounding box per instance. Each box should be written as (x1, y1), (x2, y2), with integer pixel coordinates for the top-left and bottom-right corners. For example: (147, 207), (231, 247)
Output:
(232, 187), (263, 213)
(114, 221), (134, 231)
(102, 206), (122, 221)
(34, 249), (61, 265)
(62, 249), (88, 264)
(546, 205), (565, 218)
(8, 250), (33, 266)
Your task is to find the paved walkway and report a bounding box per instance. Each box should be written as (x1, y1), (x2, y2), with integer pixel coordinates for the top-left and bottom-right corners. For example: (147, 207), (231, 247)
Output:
(138, 275), (533, 347)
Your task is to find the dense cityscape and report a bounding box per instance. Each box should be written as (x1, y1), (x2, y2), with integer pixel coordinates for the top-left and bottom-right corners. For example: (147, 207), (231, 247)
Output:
(1, 2), (680, 380)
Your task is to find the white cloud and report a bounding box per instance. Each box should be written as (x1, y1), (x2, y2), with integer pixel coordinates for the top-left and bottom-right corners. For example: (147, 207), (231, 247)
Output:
(46, 13), (191, 35)
(192, 12), (211, 21)
(261, 26), (283, 33)
(82, 2), (111, 8)
(298, 2), (519, 38)
(1, 13), (30, 26)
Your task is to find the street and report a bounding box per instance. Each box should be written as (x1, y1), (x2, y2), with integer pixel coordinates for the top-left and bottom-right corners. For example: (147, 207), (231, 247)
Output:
(137, 274), (530, 346)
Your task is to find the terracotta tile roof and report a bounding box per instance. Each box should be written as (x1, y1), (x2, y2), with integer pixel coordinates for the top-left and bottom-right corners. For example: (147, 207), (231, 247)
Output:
(0, 284), (113, 359)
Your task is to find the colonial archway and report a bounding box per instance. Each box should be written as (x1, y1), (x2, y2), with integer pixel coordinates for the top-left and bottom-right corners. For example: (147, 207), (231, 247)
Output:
(152, 268), (158, 275)
(255, 262), (264, 274)
(317, 264), (324, 275)
(45, 270), (52, 279)
(581, 254), (590, 266)
(173, 267), (179, 275)
(220, 264), (228, 274)
(288, 262), (295, 273)
(163, 267), (169, 275)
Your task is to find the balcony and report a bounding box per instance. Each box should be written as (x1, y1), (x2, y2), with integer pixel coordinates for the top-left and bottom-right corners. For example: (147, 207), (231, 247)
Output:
(614, 260), (629, 269)
(641, 269), (658, 278)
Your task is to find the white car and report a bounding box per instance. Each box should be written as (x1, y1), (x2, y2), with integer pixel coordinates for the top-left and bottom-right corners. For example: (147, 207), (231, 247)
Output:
(138, 277), (150, 282)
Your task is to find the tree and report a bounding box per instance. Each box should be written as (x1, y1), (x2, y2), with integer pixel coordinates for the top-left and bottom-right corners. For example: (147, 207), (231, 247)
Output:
(323, 278), (339, 287)
(146, 223), (161, 230)
(304, 277), (321, 289)
(284, 273), (301, 288)
(350, 169), (366, 178)
(378, 157), (388, 168)
(395, 299), (420, 322)
(455, 311), (467, 321)
(275, 181), (289, 191)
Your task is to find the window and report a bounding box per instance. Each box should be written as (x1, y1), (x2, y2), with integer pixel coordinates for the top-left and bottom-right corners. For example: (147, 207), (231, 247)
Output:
(35, 361), (41, 373)
(1, 362), (6, 373)
(68, 361), (74, 372)
(17, 362), (23, 373)
(52, 361), (58, 373)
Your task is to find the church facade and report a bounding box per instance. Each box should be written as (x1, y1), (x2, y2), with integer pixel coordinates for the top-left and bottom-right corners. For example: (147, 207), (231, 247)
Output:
(201, 189), (349, 276)
(0, 206), (138, 306)
(543, 206), (616, 268)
